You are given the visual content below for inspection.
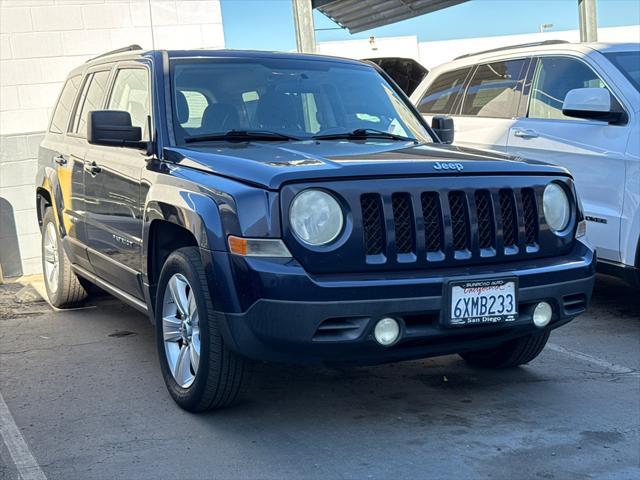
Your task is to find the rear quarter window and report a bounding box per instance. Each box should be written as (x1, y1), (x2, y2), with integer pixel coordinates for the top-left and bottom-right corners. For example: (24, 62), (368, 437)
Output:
(417, 67), (471, 115)
(49, 75), (82, 134)
(70, 70), (110, 137)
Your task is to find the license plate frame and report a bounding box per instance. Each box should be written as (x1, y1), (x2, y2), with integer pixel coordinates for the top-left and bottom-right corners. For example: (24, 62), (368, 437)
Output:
(444, 277), (519, 327)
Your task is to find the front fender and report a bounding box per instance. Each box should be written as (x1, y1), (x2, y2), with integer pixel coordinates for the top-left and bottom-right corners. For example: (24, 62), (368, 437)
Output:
(142, 163), (282, 268)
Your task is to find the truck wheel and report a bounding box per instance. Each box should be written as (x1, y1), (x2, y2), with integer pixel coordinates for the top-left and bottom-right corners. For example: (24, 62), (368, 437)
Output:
(41, 208), (88, 308)
(459, 331), (550, 368)
(155, 247), (250, 412)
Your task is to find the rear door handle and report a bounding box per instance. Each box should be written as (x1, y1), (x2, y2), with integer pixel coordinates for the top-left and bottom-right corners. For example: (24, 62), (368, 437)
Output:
(513, 128), (539, 139)
(53, 154), (67, 166)
(84, 161), (101, 175)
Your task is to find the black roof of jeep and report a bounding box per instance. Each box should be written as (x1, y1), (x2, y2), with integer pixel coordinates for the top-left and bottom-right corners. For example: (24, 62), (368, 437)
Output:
(79, 44), (369, 71)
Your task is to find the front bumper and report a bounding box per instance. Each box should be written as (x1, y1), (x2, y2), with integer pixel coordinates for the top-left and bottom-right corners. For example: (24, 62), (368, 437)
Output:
(202, 240), (595, 364)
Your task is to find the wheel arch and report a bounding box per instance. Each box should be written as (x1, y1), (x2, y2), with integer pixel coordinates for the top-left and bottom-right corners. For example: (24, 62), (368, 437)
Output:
(36, 187), (52, 230)
(142, 187), (229, 308)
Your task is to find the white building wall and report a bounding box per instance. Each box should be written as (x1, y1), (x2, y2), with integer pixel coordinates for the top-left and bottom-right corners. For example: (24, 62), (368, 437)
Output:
(317, 25), (640, 70)
(418, 25), (640, 69)
(0, 0), (225, 278)
(317, 35), (420, 61)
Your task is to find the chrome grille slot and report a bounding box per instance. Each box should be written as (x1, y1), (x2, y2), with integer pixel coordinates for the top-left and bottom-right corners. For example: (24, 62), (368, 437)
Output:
(421, 192), (443, 253)
(449, 191), (469, 251)
(499, 189), (518, 249)
(361, 194), (385, 256)
(392, 193), (414, 254)
(521, 188), (539, 246)
(475, 190), (494, 249)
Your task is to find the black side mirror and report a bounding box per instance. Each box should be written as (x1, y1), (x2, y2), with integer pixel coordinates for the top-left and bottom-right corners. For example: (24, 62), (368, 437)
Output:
(87, 110), (147, 149)
(431, 115), (454, 144)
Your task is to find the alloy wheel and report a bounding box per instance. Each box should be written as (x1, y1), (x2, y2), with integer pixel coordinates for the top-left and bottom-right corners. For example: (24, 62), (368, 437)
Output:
(162, 273), (201, 388)
(43, 222), (60, 294)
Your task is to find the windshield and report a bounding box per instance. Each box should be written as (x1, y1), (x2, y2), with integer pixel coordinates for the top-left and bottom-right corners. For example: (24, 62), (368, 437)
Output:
(170, 57), (434, 145)
(604, 51), (640, 91)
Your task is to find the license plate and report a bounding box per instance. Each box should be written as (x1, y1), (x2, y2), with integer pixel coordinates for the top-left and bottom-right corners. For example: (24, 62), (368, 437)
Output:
(447, 278), (518, 326)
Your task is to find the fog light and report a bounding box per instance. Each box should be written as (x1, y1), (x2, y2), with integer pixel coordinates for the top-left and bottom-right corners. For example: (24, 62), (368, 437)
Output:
(374, 317), (400, 346)
(533, 302), (553, 327)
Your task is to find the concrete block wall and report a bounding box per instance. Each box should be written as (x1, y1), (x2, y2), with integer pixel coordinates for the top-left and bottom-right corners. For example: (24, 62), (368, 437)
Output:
(0, 0), (225, 278)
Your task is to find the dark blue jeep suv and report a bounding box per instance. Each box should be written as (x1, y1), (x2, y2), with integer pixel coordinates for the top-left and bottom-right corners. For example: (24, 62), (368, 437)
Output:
(36, 46), (595, 411)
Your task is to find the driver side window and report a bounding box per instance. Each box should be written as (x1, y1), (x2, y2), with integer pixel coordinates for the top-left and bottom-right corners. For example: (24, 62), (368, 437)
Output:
(528, 56), (608, 121)
(108, 68), (150, 139)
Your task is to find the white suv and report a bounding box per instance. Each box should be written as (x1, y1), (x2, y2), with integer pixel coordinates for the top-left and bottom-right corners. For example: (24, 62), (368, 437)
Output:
(411, 41), (640, 285)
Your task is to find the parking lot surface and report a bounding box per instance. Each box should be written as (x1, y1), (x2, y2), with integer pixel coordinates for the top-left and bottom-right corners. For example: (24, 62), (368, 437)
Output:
(1, 275), (638, 480)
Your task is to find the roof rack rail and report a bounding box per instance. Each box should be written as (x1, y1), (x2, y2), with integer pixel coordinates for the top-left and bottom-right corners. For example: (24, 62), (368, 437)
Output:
(87, 44), (143, 63)
(454, 40), (569, 61)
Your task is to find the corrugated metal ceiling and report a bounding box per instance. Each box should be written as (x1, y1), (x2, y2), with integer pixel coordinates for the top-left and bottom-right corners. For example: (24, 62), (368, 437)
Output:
(313, 0), (470, 34)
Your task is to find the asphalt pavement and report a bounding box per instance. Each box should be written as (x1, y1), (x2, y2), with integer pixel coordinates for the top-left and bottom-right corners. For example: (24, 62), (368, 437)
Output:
(0, 275), (638, 480)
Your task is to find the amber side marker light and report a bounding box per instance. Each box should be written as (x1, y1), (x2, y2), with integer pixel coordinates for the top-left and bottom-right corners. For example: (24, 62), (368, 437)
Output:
(228, 236), (292, 257)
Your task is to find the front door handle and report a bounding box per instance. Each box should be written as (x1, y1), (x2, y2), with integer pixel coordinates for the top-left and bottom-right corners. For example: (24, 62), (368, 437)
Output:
(513, 128), (539, 139)
(84, 161), (101, 175)
(53, 154), (67, 166)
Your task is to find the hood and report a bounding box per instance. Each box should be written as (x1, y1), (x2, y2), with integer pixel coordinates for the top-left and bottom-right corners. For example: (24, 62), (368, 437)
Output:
(163, 140), (569, 190)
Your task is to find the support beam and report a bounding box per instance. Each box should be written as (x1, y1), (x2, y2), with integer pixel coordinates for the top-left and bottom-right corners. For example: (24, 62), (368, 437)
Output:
(578, 0), (598, 43)
(292, 0), (317, 53)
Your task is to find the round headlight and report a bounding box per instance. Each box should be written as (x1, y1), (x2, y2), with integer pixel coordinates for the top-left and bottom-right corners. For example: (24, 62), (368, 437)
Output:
(289, 190), (344, 246)
(543, 183), (571, 233)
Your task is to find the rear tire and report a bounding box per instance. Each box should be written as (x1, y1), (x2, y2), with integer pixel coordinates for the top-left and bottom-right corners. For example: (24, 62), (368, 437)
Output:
(155, 247), (250, 412)
(41, 208), (88, 308)
(460, 331), (550, 368)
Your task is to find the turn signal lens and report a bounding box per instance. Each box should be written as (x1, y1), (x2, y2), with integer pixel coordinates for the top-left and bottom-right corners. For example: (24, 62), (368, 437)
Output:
(228, 236), (292, 257)
(575, 220), (587, 238)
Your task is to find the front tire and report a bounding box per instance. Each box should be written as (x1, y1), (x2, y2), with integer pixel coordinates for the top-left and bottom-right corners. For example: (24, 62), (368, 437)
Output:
(155, 247), (250, 412)
(459, 331), (550, 368)
(41, 208), (88, 308)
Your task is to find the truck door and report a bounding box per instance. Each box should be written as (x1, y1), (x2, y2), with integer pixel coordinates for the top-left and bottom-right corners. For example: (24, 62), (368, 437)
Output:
(83, 64), (151, 299)
(64, 69), (112, 272)
(506, 55), (628, 262)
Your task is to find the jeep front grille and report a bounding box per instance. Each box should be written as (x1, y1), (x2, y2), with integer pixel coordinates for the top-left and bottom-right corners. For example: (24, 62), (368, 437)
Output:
(282, 176), (574, 274)
(360, 187), (542, 263)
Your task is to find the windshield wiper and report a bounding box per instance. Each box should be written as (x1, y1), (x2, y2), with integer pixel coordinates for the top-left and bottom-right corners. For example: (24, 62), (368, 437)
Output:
(184, 130), (300, 143)
(312, 128), (417, 142)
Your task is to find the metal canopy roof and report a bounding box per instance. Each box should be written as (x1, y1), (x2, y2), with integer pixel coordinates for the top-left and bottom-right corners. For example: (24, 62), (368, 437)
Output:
(313, 0), (470, 34)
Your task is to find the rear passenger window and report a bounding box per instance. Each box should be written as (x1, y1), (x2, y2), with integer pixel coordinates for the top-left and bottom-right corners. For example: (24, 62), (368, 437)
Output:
(529, 56), (608, 121)
(108, 68), (151, 136)
(49, 75), (81, 134)
(71, 70), (110, 136)
(461, 59), (527, 118)
(417, 67), (470, 115)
